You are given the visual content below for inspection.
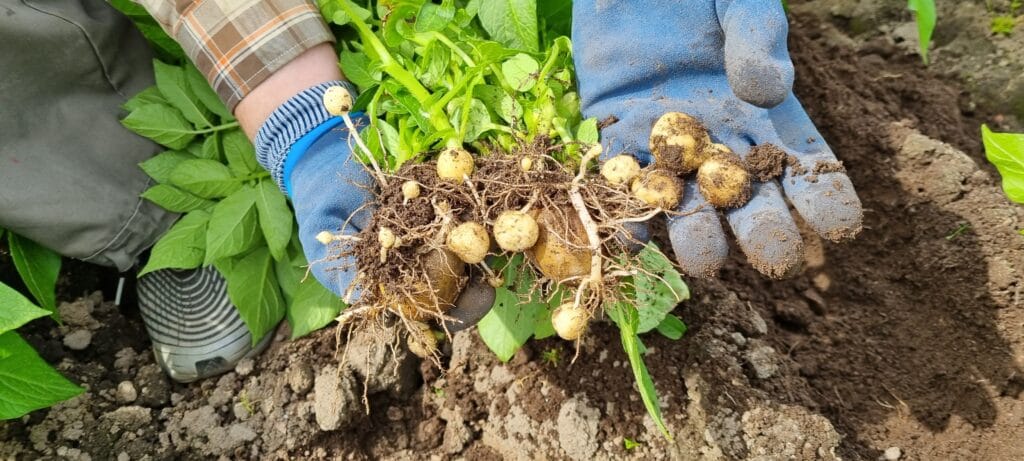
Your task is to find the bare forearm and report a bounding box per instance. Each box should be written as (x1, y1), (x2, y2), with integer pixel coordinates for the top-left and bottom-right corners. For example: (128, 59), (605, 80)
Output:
(234, 44), (343, 139)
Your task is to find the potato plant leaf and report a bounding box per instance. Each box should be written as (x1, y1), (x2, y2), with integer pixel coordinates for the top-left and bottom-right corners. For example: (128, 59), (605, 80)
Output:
(0, 331), (84, 420)
(169, 159), (241, 199)
(7, 233), (61, 315)
(254, 179), (294, 261)
(140, 150), (196, 184)
(222, 130), (262, 176)
(656, 314), (687, 340)
(184, 64), (233, 120)
(217, 248), (286, 345)
(153, 60), (213, 128)
(122, 104), (197, 149)
(204, 188), (260, 264)
(142, 184), (215, 212)
(0, 284), (51, 335)
(982, 125), (1024, 204)
(478, 255), (546, 362)
(478, 0), (539, 52)
(633, 243), (689, 333)
(287, 275), (346, 339)
(139, 210), (210, 276)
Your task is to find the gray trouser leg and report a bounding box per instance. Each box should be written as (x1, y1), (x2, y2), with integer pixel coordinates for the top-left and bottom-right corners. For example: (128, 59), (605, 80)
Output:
(0, 0), (177, 271)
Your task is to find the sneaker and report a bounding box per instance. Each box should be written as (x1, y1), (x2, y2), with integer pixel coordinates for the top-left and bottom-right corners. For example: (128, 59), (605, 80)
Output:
(137, 266), (272, 383)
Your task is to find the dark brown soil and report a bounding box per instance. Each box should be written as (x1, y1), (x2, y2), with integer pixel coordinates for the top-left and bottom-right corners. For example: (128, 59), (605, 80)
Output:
(746, 144), (788, 182)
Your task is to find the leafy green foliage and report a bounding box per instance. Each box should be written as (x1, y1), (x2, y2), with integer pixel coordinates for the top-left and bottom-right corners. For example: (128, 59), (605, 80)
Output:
(123, 60), (342, 344)
(7, 233), (61, 315)
(907, 0), (937, 64)
(991, 16), (1016, 36)
(0, 282), (82, 420)
(982, 125), (1024, 204)
(633, 244), (689, 333)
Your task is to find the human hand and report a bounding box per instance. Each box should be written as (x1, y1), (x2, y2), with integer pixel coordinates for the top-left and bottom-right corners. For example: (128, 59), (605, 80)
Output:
(572, 0), (862, 278)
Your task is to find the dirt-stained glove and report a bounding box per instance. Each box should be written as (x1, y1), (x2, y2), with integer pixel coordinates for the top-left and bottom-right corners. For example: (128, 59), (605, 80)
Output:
(573, 0), (863, 278)
(255, 82), (493, 329)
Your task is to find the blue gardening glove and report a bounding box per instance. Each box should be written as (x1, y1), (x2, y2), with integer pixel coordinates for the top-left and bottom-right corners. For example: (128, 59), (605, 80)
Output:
(255, 82), (493, 329)
(573, 0), (863, 278)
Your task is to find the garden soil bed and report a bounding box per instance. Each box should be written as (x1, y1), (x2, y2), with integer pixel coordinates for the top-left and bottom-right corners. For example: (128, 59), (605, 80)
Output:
(3, 5), (1023, 460)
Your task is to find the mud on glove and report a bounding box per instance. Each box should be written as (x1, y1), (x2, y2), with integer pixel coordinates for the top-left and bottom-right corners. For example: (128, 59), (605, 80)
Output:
(572, 0), (862, 278)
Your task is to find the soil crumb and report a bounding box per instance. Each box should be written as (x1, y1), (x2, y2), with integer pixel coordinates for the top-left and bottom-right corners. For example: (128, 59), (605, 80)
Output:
(746, 144), (788, 181)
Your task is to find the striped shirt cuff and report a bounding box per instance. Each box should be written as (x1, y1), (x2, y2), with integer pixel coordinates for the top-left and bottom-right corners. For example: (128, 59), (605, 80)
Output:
(254, 81), (357, 189)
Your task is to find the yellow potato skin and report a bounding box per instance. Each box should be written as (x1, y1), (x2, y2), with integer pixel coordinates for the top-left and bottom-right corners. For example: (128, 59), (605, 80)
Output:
(493, 211), (540, 252)
(697, 153), (752, 209)
(526, 207), (591, 283)
(631, 170), (683, 209)
(649, 112), (711, 173)
(601, 155), (642, 186)
(551, 303), (588, 340)
(437, 147), (475, 181)
(446, 222), (490, 264)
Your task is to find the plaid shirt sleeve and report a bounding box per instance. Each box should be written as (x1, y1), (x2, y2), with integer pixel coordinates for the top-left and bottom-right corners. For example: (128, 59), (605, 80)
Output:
(136, 0), (335, 112)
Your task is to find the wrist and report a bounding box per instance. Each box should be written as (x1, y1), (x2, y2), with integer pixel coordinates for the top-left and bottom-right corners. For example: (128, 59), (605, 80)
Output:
(235, 44), (344, 139)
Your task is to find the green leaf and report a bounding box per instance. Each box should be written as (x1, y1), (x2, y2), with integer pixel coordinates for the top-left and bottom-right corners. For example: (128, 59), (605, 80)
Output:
(141, 184), (215, 212)
(184, 64), (233, 120)
(0, 284), (51, 335)
(139, 150), (196, 184)
(122, 104), (197, 149)
(907, 0), (936, 64)
(576, 118), (599, 144)
(339, 50), (380, 90)
(633, 243), (689, 334)
(502, 53), (540, 92)
(218, 248), (285, 344)
(204, 189), (260, 264)
(478, 0), (539, 52)
(199, 133), (222, 161)
(450, 98), (493, 142)
(0, 331), (84, 420)
(139, 210), (210, 276)
(222, 130), (261, 176)
(416, 2), (456, 33)
(7, 233), (61, 314)
(608, 302), (671, 440)
(655, 314), (687, 340)
(287, 276), (345, 339)
(982, 125), (1024, 204)
(153, 60), (212, 128)
(134, 22), (186, 62)
(478, 255), (546, 362)
(169, 159), (241, 199)
(123, 86), (168, 112)
(538, 0), (573, 40)
(254, 180), (294, 261)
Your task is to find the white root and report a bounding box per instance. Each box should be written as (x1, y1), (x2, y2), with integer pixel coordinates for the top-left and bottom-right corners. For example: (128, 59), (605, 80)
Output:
(568, 145), (605, 308)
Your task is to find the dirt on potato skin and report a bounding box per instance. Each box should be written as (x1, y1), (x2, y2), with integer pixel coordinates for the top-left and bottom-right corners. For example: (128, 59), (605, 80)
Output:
(3, 7), (1024, 461)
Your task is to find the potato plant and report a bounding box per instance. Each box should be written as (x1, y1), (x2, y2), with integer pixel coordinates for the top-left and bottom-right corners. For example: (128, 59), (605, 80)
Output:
(116, 0), (703, 438)
(982, 125), (1024, 212)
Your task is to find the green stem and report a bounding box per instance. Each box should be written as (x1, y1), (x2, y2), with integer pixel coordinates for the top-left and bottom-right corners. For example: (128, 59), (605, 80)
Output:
(192, 121), (239, 135)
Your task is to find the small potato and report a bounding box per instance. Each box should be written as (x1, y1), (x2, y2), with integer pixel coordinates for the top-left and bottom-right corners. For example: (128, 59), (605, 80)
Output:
(520, 156), (535, 172)
(323, 86), (353, 116)
(551, 303), (588, 340)
(527, 207), (590, 283)
(697, 152), (752, 209)
(393, 248), (466, 321)
(601, 155), (642, 186)
(446, 222), (490, 264)
(649, 112), (711, 173)
(493, 211), (540, 252)
(401, 181), (421, 201)
(378, 227), (397, 249)
(631, 169), (683, 209)
(406, 321), (438, 359)
(437, 147), (474, 181)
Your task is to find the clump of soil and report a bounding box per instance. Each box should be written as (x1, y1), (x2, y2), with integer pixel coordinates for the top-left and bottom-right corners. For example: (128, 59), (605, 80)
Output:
(746, 144), (788, 181)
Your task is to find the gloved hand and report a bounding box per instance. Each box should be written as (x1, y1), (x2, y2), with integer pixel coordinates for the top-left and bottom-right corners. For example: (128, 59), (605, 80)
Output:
(256, 82), (494, 330)
(573, 0), (863, 278)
